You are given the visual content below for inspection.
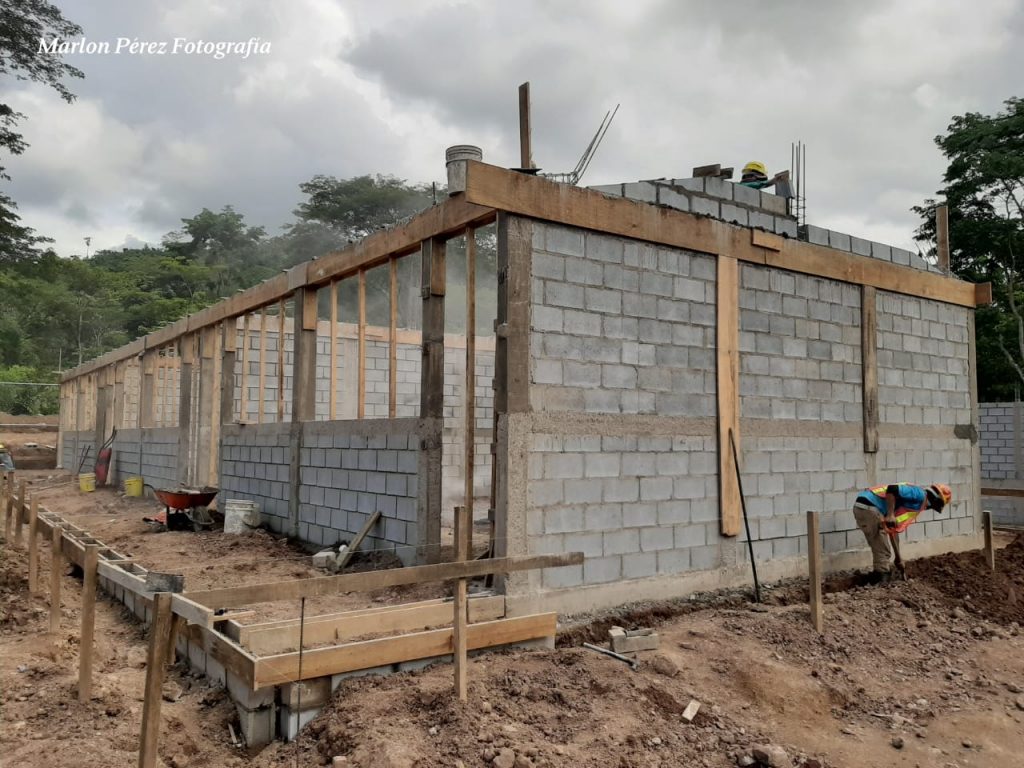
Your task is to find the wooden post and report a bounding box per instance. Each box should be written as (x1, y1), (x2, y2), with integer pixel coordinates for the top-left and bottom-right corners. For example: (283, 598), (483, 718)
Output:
(420, 238), (446, 563)
(138, 592), (173, 768)
(807, 510), (823, 633)
(27, 497), (39, 594)
(258, 306), (267, 424)
(518, 81), (533, 169)
(936, 204), (950, 274)
(465, 229), (477, 511)
(220, 320), (237, 426)
(329, 280), (338, 420)
(717, 255), (741, 536)
(861, 285), (879, 453)
(289, 288), (319, 539)
(453, 504), (471, 701)
(389, 261), (398, 419)
(277, 298), (286, 423)
(177, 335), (195, 486)
(15, 479), (26, 547)
(358, 269), (366, 419)
(983, 509), (995, 571)
(49, 525), (62, 634)
(79, 543), (99, 702)
(2, 471), (11, 541)
(240, 313), (251, 422)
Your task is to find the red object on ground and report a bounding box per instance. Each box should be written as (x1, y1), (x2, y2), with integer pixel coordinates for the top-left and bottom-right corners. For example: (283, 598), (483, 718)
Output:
(94, 447), (112, 486)
(153, 487), (219, 510)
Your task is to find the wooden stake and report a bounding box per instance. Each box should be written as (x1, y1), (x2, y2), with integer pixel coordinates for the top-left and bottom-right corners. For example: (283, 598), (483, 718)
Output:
(258, 306), (267, 424)
(2, 471), (11, 541)
(358, 269), (366, 419)
(49, 525), (62, 634)
(389, 261), (397, 419)
(453, 504), (471, 702)
(15, 479), (26, 547)
(936, 204), (950, 274)
(329, 280), (338, 420)
(807, 510), (823, 633)
(241, 314), (250, 422)
(465, 229), (476, 511)
(138, 592), (173, 768)
(79, 543), (99, 702)
(983, 509), (995, 571)
(518, 82), (533, 169)
(277, 298), (286, 423)
(335, 509), (381, 572)
(27, 497), (39, 593)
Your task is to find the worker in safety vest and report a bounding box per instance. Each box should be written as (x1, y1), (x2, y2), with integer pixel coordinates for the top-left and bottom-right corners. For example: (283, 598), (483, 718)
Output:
(852, 483), (952, 583)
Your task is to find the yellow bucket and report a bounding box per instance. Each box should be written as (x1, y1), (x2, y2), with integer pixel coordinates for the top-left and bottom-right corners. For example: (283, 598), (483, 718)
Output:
(124, 476), (143, 497)
(79, 472), (96, 493)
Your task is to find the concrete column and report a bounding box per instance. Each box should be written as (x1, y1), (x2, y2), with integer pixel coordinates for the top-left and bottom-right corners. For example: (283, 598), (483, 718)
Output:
(139, 351), (155, 429)
(196, 328), (216, 485)
(418, 237), (445, 563)
(177, 335), (195, 486)
(288, 288), (318, 538)
(93, 372), (109, 454)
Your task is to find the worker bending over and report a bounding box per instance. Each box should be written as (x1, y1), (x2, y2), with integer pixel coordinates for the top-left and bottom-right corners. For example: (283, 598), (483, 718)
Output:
(852, 482), (951, 583)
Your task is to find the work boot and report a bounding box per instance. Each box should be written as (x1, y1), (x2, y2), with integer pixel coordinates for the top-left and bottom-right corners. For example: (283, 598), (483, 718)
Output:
(865, 570), (884, 585)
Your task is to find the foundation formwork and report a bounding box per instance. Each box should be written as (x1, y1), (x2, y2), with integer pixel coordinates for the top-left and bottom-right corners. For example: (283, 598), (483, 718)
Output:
(58, 159), (988, 606)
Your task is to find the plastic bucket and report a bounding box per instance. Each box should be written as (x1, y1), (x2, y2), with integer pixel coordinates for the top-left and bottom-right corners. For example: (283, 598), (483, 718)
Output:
(223, 498), (260, 533)
(124, 476), (143, 497)
(79, 472), (96, 493)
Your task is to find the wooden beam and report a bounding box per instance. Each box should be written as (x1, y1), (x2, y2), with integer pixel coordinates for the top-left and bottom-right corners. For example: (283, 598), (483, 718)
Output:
(184, 551), (584, 610)
(49, 525), (62, 634)
(936, 204), (950, 274)
(421, 237), (446, 562)
(389, 260), (397, 419)
(975, 282), (993, 305)
(218, 320), (235, 428)
(78, 544), (99, 702)
(253, 612), (556, 688)
(329, 280), (338, 420)
(336, 509), (381, 571)
(169, 592), (215, 627)
(807, 510), (823, 633)
(244, 594), (505, 656)
(461, 161), (983, 308)
(717, 255), (740, 537)
(27, 497), (39, 593)
(861, 286), (879, 452)
(138, 592), (172, 768)
(358, 269), (366, 419)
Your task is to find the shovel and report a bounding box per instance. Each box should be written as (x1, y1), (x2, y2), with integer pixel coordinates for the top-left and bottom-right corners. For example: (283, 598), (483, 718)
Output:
(886, 524), (907, 580)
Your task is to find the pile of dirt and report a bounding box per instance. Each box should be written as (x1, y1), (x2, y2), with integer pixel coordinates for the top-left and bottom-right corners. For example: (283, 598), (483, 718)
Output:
(909, 534), (1024, 625)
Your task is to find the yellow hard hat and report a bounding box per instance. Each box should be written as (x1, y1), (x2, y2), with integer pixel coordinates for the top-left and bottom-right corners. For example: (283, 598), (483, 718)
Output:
(743, 161), (767, 176)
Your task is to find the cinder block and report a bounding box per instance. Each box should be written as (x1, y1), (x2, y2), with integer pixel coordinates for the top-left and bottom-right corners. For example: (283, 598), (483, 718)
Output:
(721, 204), (748, 226)
(583, 555), (622, 584)
(622, 182), (658, 203)
(610, 627), (659, 653)
(828, 230), (852, 251)
(802, 225), (830, 246)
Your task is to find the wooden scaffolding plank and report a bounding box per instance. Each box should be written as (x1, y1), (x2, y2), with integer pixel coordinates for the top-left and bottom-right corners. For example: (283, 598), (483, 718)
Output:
(258, 306), (267, 424)
(184, 552), (584, 610)
(244, 594), (506, 655)
(277, 298), (286, 422)
(253, 612), (557, 688)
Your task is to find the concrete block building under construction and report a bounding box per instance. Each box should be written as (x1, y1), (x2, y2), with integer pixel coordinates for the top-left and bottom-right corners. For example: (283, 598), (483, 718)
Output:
(58, 150), (989, 617)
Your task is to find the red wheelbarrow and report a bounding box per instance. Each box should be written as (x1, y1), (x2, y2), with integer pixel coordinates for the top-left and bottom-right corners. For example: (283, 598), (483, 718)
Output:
(151, 487), (219, 532)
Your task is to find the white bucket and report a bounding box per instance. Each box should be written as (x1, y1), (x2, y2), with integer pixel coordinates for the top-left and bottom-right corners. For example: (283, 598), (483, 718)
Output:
(223, 498), (260, 534)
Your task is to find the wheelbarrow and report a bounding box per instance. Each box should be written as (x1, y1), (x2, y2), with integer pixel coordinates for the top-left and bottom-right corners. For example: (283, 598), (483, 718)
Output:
(151, 487), (219, 532)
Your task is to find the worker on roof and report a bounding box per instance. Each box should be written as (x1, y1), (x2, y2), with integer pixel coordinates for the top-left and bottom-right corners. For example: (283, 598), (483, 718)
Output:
(852, 483), (952, 583)
(739, 161), (771, 188)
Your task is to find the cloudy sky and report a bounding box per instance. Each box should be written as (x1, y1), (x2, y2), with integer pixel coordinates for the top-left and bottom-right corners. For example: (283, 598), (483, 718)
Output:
(7, 0), (1024, 257)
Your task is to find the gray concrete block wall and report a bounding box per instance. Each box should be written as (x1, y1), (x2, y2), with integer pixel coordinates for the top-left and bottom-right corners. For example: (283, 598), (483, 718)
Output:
(737, 436), (975, 561)
(442, 347), (495, 511)
(983, 496), (1024, 527)
(298, 419), (419, 559)
(530, 223), (717, 416)
(220, 422), (292, 531)
(739, 265), (862, 421)
(525, 433), (719, 589)
(876, 291), (971, 426)
(108, 427), (180, 490)
(978, 402), (1019, 480)
(61, 431), (95, 475)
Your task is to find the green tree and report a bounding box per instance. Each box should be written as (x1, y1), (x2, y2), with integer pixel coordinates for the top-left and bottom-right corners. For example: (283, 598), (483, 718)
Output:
(915, 97), (1024, 401)
(0, 0), (84, 259)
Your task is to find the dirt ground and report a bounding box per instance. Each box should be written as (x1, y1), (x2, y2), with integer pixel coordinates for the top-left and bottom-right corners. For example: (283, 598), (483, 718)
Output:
(0, 416), (58, 469)
(2, 478), (1023, 768)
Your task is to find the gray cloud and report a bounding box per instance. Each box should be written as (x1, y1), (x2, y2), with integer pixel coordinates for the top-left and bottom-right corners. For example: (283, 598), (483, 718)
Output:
(3, 0), (1023, 256)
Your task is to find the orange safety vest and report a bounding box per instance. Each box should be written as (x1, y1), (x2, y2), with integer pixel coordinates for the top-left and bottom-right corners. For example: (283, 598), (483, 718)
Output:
(866, 484), (925, 534)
